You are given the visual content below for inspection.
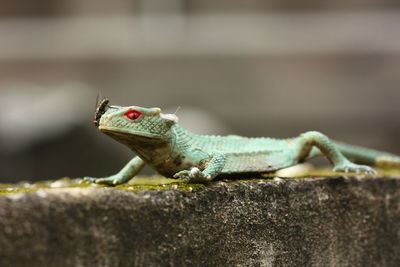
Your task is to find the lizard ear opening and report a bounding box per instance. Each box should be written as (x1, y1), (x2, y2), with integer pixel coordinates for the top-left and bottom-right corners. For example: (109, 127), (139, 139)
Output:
(160, 113), (179, 124)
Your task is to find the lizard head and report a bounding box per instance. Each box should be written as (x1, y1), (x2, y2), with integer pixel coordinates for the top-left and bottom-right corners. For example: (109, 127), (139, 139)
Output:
(94, 99), (178, 140)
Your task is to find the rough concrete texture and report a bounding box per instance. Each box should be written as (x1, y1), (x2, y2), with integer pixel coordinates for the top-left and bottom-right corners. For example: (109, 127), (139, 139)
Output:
(0, 176), (399, 267)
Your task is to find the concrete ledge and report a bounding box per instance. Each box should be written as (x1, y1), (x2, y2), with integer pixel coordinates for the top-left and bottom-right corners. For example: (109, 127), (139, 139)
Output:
(0, 176), (399, 266)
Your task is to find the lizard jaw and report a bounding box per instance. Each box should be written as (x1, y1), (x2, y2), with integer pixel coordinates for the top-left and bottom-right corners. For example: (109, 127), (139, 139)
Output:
(99, 126), (165, 139)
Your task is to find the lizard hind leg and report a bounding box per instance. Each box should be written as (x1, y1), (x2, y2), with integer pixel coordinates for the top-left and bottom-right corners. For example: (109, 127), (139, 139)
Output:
(294, 131), (376, 174)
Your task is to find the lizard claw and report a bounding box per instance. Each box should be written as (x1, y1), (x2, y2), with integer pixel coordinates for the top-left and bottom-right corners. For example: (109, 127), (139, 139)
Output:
(173, 170), (191, 181)
(333, 162), (377, 175)
(173, 167), (211, 183)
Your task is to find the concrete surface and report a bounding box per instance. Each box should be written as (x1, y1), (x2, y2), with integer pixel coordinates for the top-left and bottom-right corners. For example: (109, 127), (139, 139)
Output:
(0, 176), (399, 266)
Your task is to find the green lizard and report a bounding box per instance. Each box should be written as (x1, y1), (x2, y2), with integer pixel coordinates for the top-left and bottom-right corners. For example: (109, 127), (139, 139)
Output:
(84, 99), (400, 185)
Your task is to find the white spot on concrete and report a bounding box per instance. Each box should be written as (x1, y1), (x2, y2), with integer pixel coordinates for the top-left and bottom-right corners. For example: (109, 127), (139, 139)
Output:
(50, 180), (68, 188)
(256, 242), (276, 267)
(36, 190), (48, 198)
(6, 193), (25, 200)
(276, 163), (314, 177)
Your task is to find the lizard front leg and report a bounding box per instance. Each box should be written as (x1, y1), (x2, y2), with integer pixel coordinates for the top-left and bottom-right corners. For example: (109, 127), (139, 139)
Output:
(173, 153), (227, 183)
(295, 131), (376, 174)
(84, 156), (146, 185)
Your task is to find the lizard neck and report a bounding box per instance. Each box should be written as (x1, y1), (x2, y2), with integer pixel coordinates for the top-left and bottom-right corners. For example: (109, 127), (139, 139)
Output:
(110, 124), (198, 163)
(169, 124), (198, 152)
(131, 124), (200, 176)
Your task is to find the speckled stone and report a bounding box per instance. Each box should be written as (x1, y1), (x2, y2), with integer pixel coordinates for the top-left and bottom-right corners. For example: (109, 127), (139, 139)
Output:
(0, 176), (399, 267)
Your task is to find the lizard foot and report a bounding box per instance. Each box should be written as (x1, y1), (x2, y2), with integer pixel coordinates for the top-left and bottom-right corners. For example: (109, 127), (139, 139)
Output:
(173, 167), (212, 183)
(83, 175), (128, 186)
(333, 162), (376, 175)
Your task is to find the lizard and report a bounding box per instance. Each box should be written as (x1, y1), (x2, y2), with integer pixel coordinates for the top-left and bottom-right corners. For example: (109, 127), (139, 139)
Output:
(84, 99), (400, 185)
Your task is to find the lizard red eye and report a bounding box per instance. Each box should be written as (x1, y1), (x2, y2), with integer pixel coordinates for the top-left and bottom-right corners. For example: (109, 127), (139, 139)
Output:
(124, 109), (142, 120)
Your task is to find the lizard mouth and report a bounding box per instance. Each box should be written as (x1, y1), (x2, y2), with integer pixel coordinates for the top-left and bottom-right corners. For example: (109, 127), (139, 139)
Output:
(92, 98), (110, 127)
(99, 125), (165, 139)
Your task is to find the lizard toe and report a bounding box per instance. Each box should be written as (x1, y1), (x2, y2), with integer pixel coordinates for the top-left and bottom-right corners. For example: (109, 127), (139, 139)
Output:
(363, 166), (377, 175)
(174, 168), (212, 183)
(333, 162), (376, 176)
(173, 170), (191, 181)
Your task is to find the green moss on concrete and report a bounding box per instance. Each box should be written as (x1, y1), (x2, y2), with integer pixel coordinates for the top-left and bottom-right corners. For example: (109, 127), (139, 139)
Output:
(0, 176), (206, 196)
(114, 176), (206, 192)
(0, 187), (38, 195)
(1, 166), (399, 196)
(0, 178), (92, 196)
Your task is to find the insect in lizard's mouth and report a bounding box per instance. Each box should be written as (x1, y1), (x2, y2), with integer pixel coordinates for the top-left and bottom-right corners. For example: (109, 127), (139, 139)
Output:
(92, 98), (110, 127)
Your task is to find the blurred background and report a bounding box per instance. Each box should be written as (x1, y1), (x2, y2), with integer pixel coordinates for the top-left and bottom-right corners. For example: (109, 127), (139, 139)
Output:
(1, 0), (400, 183)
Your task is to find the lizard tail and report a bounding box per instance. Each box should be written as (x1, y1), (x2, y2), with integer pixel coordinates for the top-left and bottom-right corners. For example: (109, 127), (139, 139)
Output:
(335, 142), (400, 168)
